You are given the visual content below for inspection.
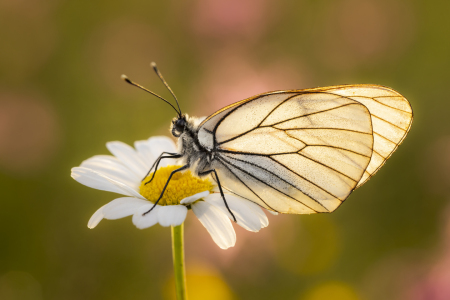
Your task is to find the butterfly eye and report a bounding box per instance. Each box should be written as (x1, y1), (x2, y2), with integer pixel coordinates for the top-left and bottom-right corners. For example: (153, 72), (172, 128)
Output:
(171, 117), (187, 137)
(177, 117), (187, 129)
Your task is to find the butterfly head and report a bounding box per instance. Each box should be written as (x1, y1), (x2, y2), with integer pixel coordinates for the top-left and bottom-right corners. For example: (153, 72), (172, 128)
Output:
(171, 115), (187, 137)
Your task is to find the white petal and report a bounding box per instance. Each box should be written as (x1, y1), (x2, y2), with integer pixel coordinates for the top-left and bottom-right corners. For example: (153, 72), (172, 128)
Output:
(102, 197), (149, 220)
(192, 201), (236, 249)
(71, 167), (146, 199)
(134, 140), (156, 168)
(132, 204), (160, 229)
(242, 199), (269, 229)
(180, 191), (210, 205)
(157, 205), (188, 227)
(267, 210), (279, 216)
(80, 155), (140, 189)
(147, 136), (178, 167)
(205, 193), (267, 232)
(88, 205), (105, 229)
(72, 167), (127, 195)
(106, 141), (148, 178)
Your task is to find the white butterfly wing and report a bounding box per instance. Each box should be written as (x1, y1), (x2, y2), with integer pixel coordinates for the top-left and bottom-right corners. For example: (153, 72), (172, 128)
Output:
(324, 85), (413, 187)
(198, 85), (412, 214)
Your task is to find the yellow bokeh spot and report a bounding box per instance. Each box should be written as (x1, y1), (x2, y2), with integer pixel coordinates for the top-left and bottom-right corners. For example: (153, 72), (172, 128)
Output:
(139, 165), (213, 205)
(302, 281), (360, 300)
(164, 263), (235, 300)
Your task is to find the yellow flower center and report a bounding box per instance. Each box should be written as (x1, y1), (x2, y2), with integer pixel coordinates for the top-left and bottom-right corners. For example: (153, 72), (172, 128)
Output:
(139, 165), (214, 206)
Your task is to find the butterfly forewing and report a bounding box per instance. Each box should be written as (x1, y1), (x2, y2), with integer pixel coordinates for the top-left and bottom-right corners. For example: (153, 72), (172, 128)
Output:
(199, 86), (400, 214)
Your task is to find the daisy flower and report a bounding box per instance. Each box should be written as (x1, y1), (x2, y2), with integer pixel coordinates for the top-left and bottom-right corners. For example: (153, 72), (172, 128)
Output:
(71, 136), (269, 249)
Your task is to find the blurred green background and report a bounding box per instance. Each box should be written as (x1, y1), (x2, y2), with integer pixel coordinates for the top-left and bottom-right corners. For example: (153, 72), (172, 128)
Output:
(1, 0), (449, 299)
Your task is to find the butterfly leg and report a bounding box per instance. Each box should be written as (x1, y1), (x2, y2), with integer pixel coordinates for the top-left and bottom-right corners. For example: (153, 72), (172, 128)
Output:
(143, 164), (190, 216)
(143, 152), (182, 184)
(198, 169), (237, 223)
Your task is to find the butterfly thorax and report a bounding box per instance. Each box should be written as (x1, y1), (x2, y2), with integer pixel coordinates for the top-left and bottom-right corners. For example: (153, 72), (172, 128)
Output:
(172, 115), (213, 177)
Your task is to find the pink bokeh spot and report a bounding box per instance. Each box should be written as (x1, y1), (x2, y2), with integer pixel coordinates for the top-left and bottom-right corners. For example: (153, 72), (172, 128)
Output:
(403, 207), (450, 300)
(193, 51), (312, 115)
(191, 0), (271, 39)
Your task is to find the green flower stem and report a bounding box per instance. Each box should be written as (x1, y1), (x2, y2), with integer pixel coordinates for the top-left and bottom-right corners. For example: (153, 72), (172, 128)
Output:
(171, 224), (187, 300)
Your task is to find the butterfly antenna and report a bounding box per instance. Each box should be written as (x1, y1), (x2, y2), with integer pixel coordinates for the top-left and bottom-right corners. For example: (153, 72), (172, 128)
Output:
(150, 62), (182, 117)
(121, 74), (181, 115)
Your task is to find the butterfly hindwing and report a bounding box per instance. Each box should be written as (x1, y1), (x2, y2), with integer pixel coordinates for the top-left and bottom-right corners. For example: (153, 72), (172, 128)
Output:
(323, 86), (413, 187)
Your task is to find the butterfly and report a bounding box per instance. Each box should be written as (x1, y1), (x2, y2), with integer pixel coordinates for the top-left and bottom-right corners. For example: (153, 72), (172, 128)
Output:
(122, 63), (413, 220)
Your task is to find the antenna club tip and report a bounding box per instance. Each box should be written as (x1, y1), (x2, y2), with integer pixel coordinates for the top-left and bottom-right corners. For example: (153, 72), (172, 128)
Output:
(150, 62), (158, 70)
(121, 74), (132, 84)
